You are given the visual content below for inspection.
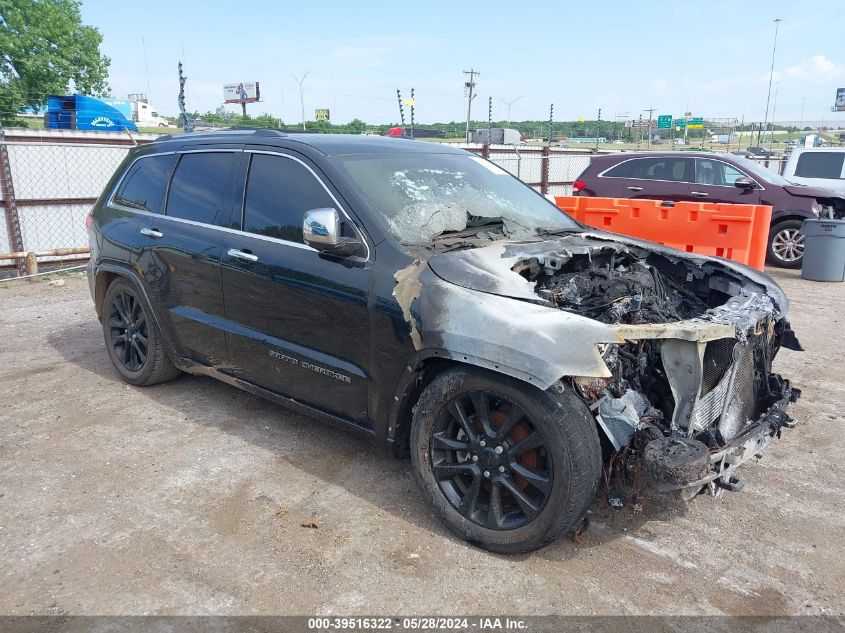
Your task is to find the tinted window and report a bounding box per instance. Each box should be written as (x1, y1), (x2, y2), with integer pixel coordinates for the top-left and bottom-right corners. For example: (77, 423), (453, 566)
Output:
(166, 152), (236, 225)
(795, 152), (844, 179)
(114, 154), (176, 213)
(242, 154), (335, 243)
(695, 159), (749, 186)
(638, 157), (687, 181)
(603, 159), (640, 178)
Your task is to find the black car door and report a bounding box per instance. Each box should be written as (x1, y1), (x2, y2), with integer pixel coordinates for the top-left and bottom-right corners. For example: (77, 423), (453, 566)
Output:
(132, 148), (242, 368)
(220, 149), (372, 424)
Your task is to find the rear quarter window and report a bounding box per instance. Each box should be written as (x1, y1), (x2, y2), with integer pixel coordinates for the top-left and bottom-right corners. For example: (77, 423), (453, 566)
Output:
(113, 154), (176, 213)
(795, 152), (845, 179)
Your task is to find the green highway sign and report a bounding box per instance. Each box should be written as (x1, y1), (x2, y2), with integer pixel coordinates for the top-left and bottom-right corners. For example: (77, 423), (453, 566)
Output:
(657, 115), (672, 129)
(687, 117), (704, 128)
(674, 119), (686, 128)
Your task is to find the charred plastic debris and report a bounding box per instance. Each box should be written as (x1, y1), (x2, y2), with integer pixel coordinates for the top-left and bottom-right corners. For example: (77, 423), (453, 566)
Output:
(513, 245), (803, 502)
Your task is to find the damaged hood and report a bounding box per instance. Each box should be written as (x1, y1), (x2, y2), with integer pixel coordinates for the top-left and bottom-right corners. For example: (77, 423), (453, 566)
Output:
(783, 184), (845, 200)
(426, 231), (789, 317)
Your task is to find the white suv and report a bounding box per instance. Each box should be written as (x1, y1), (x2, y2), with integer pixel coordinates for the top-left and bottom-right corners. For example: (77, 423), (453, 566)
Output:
(783, 148), (845, 197)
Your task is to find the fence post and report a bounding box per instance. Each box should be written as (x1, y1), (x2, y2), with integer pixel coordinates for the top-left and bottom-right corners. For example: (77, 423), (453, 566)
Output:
(0, 127), (25, 273)
(481, 143), (490, 159)
(540, 145), (550, 194)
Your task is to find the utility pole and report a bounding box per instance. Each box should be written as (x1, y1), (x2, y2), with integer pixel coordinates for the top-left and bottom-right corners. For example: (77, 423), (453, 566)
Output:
(758, 18), (782, 147)
(596, 108), (602, 150)
(463, 68), (479, 142)
(292, 71), (310, 131)
(397, 89), (406, 131)
(409, 87), (415, 140)
(487, 96), (493, 143)
(636, 113), (643, 150)
(642, 106), (657, 149)
(499, 96), (523, 127)
(177, 61), (192, 133)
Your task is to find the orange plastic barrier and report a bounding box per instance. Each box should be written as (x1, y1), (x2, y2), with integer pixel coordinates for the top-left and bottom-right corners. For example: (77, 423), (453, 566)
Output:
(554, 196), (773, 270)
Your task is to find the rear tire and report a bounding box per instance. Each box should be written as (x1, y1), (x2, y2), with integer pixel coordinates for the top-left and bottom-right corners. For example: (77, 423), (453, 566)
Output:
(102, 278), (181, 386)
(410, 367), (601, 554)
(767, 219), (805, 269)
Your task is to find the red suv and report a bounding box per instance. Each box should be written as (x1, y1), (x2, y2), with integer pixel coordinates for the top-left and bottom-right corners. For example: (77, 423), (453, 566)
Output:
(573, 152), (845, 267)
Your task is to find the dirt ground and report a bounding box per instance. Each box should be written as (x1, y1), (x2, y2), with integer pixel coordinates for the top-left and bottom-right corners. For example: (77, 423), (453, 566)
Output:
(0, 268), (842, 617)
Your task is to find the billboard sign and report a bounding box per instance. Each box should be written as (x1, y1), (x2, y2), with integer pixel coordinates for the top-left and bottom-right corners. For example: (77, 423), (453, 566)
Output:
(223, 81), (260, 104)
(657, 115), (672, 128)
(315, 108), (330, 121)
(835, 88), (845, 112)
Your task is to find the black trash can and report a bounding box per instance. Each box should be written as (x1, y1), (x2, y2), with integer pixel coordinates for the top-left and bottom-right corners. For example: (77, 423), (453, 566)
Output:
(800, 219), (845, 282)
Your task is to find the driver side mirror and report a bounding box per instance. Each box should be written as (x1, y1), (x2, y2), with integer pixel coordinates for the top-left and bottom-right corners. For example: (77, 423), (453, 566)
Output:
(734, 177), (756, 189)
(303, 207), (362, 256)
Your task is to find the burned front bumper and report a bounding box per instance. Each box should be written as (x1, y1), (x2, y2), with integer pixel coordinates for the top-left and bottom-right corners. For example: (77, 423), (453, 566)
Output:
(643, 373), (799, 495)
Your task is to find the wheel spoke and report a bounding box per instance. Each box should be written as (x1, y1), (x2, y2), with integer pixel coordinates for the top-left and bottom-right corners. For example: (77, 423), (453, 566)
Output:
(458, 474), (482, 516)
(486, 482), (504, 529)
(450, 400), (479, 444)
(431, 432), (469, 452)
(131, 339), (147, 365)
(501, 477), (541, 520)
(114, 296), (129, 322)
(469, 393), (495, 438)
(509, 429), (545, 456)
(122, 337), (131, 365)
(510, 463), (552, 495)
(109, 316), (124, 329)
(432, 460), (476, 480)
(494, 403), (525, 442)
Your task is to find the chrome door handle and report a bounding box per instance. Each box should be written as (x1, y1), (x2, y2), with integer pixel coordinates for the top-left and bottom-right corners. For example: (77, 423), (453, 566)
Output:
(139, 227), (163, 238)
(627, 186), (643, 191)
(227, 248), (258, 263)
(690, 191), (709, 197)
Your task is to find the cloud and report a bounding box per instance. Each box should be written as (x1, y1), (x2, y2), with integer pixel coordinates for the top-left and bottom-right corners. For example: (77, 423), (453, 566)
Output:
(784, 55), (844, 81)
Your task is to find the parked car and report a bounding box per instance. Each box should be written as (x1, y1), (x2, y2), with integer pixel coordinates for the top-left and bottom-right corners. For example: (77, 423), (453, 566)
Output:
(782, 147), (845, 197)
(87, 131), (801, 553)
(572, 151), (845, 267)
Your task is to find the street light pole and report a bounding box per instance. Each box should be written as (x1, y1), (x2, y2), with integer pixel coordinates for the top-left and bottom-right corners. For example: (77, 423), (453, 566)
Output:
(292, 71), (310, 131)
(758, 18), (782, 147)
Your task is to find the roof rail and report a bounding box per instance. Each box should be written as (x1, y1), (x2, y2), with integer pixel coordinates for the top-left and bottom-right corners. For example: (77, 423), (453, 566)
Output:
(155, 127), (290, 142)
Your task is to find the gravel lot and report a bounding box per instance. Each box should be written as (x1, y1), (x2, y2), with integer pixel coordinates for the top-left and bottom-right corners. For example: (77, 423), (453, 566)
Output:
(0, 268), (842, 616)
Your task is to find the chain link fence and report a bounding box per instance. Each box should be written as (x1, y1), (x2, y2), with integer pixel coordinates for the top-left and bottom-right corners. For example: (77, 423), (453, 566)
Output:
(1, 132), (141, 273)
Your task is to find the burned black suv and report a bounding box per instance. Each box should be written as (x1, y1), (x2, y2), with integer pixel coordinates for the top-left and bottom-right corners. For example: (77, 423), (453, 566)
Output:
(87, 130), (801, 553)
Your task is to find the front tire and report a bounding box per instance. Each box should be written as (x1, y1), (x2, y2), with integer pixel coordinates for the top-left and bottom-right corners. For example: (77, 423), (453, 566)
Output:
(102, 278), (181, 386)
(410, 367), (601, 553)
(767, 219), (806, 269)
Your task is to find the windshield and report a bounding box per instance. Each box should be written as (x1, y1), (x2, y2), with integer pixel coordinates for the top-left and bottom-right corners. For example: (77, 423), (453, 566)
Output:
(732, 156), (793, 186)
(330, 152), (580, 245)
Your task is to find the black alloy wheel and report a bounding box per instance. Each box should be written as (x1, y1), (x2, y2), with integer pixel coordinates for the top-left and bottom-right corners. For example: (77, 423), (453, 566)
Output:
(430, 391), (552, 530)
(108, 289), (149, 372)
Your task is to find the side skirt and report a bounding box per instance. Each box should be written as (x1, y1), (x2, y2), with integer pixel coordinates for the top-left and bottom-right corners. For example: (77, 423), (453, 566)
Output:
(176, 358), (377, 440)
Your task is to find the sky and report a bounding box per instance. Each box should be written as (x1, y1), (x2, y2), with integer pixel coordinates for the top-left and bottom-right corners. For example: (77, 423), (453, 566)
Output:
(80, 0), (845, 126)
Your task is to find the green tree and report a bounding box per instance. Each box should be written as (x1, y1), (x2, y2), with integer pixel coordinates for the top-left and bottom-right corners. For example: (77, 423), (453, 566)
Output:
(0, 0), (111, 125)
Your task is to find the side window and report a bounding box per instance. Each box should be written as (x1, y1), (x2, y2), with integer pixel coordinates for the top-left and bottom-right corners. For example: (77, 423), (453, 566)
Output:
(695, 160), (747, 186)
(242, 154), (336, 243)
(603, 159), (641, 178)
(639, 158), (687, 181)
(795, 153), (845, 179)
(166, 152), (237, 225)
(113, 154), (176, 213)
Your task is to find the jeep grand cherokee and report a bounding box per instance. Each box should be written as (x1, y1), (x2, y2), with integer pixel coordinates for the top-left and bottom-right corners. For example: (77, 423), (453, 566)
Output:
(87, 130), (801, 553)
